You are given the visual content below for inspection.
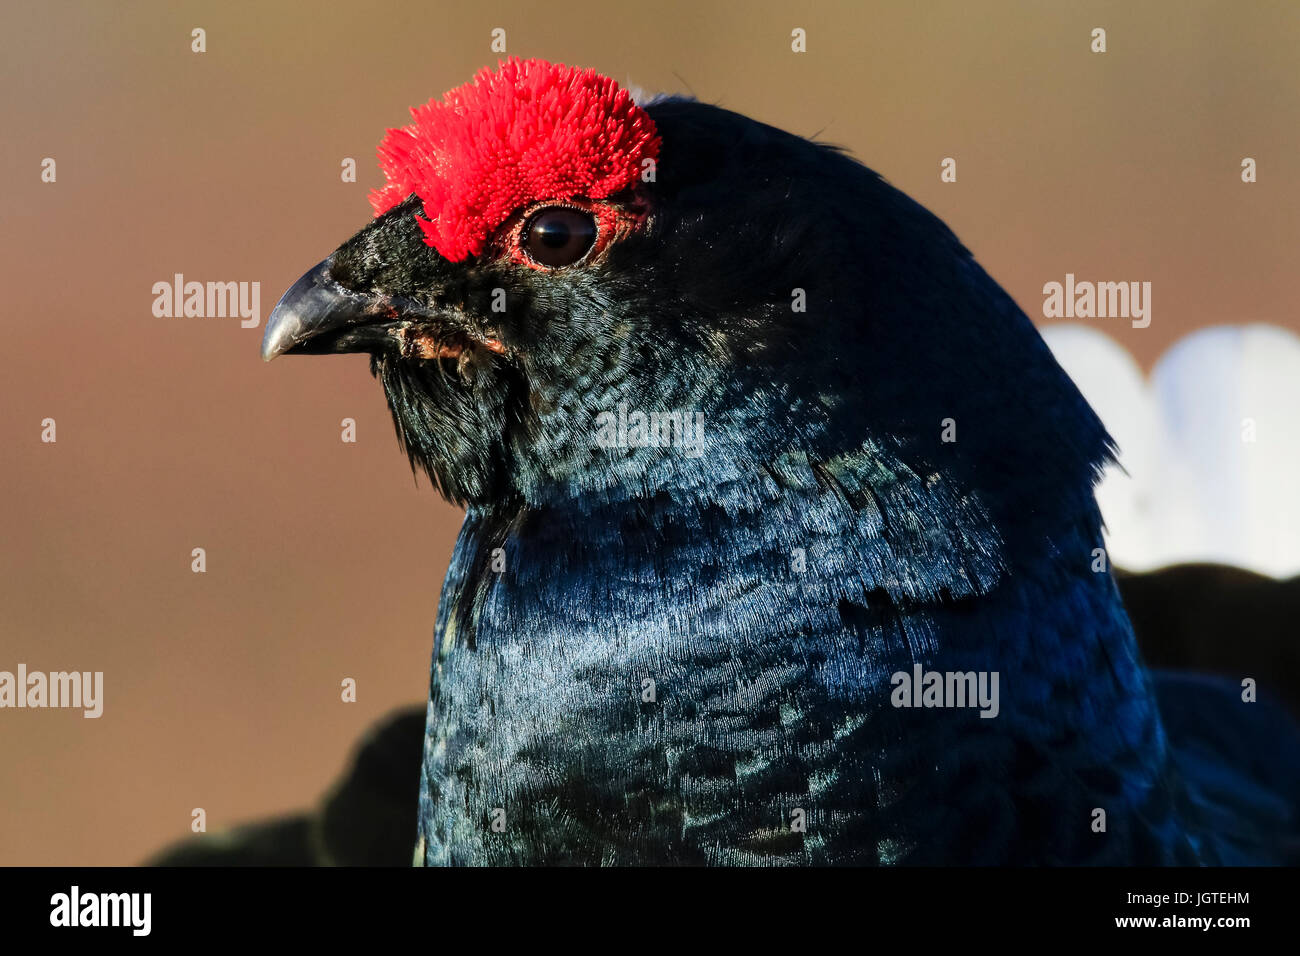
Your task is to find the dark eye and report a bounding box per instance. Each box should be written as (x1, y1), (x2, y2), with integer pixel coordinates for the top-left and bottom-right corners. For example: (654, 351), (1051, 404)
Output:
(522, 207), (597, 268)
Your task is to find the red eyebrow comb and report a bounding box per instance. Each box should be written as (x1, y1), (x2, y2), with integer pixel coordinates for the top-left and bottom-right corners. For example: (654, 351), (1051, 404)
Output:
(369, 57), (661, 262)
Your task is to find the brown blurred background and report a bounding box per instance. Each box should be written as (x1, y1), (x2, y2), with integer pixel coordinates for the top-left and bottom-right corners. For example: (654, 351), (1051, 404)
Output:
(1, 0), (1297, 865)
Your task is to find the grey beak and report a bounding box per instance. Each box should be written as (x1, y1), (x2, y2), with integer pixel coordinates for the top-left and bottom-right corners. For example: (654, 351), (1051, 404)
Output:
(261, 259), (386, 361)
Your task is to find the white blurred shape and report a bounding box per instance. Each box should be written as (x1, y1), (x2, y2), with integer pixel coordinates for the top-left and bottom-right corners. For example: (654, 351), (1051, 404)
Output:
(1041, 323), (1300, 578)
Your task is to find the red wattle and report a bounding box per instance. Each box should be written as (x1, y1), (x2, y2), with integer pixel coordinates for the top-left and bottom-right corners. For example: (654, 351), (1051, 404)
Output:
(370, 58), (661, 262)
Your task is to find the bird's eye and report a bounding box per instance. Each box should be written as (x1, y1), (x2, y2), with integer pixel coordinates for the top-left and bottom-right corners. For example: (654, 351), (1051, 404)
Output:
(522, 207), (597, 268)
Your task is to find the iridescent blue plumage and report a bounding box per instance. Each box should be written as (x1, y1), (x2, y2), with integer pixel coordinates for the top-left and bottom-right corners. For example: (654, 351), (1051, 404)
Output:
(407, 100), (1299, 864)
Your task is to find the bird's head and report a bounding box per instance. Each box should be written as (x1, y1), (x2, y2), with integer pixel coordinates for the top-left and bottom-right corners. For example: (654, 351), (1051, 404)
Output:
(265, 57), (1109, 535)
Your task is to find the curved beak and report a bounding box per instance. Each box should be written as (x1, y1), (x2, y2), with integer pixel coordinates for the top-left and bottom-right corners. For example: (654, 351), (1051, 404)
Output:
(263, 257), (509, 365)
(261, 259), (397, 361)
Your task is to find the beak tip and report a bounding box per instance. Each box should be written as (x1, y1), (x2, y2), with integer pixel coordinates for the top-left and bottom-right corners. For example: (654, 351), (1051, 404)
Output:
(259, 320), (290, 362)
(261, 259), (334, 362)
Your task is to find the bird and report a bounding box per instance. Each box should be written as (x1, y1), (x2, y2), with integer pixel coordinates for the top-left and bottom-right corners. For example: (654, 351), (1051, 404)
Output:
(260, 57), (1300, 865)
